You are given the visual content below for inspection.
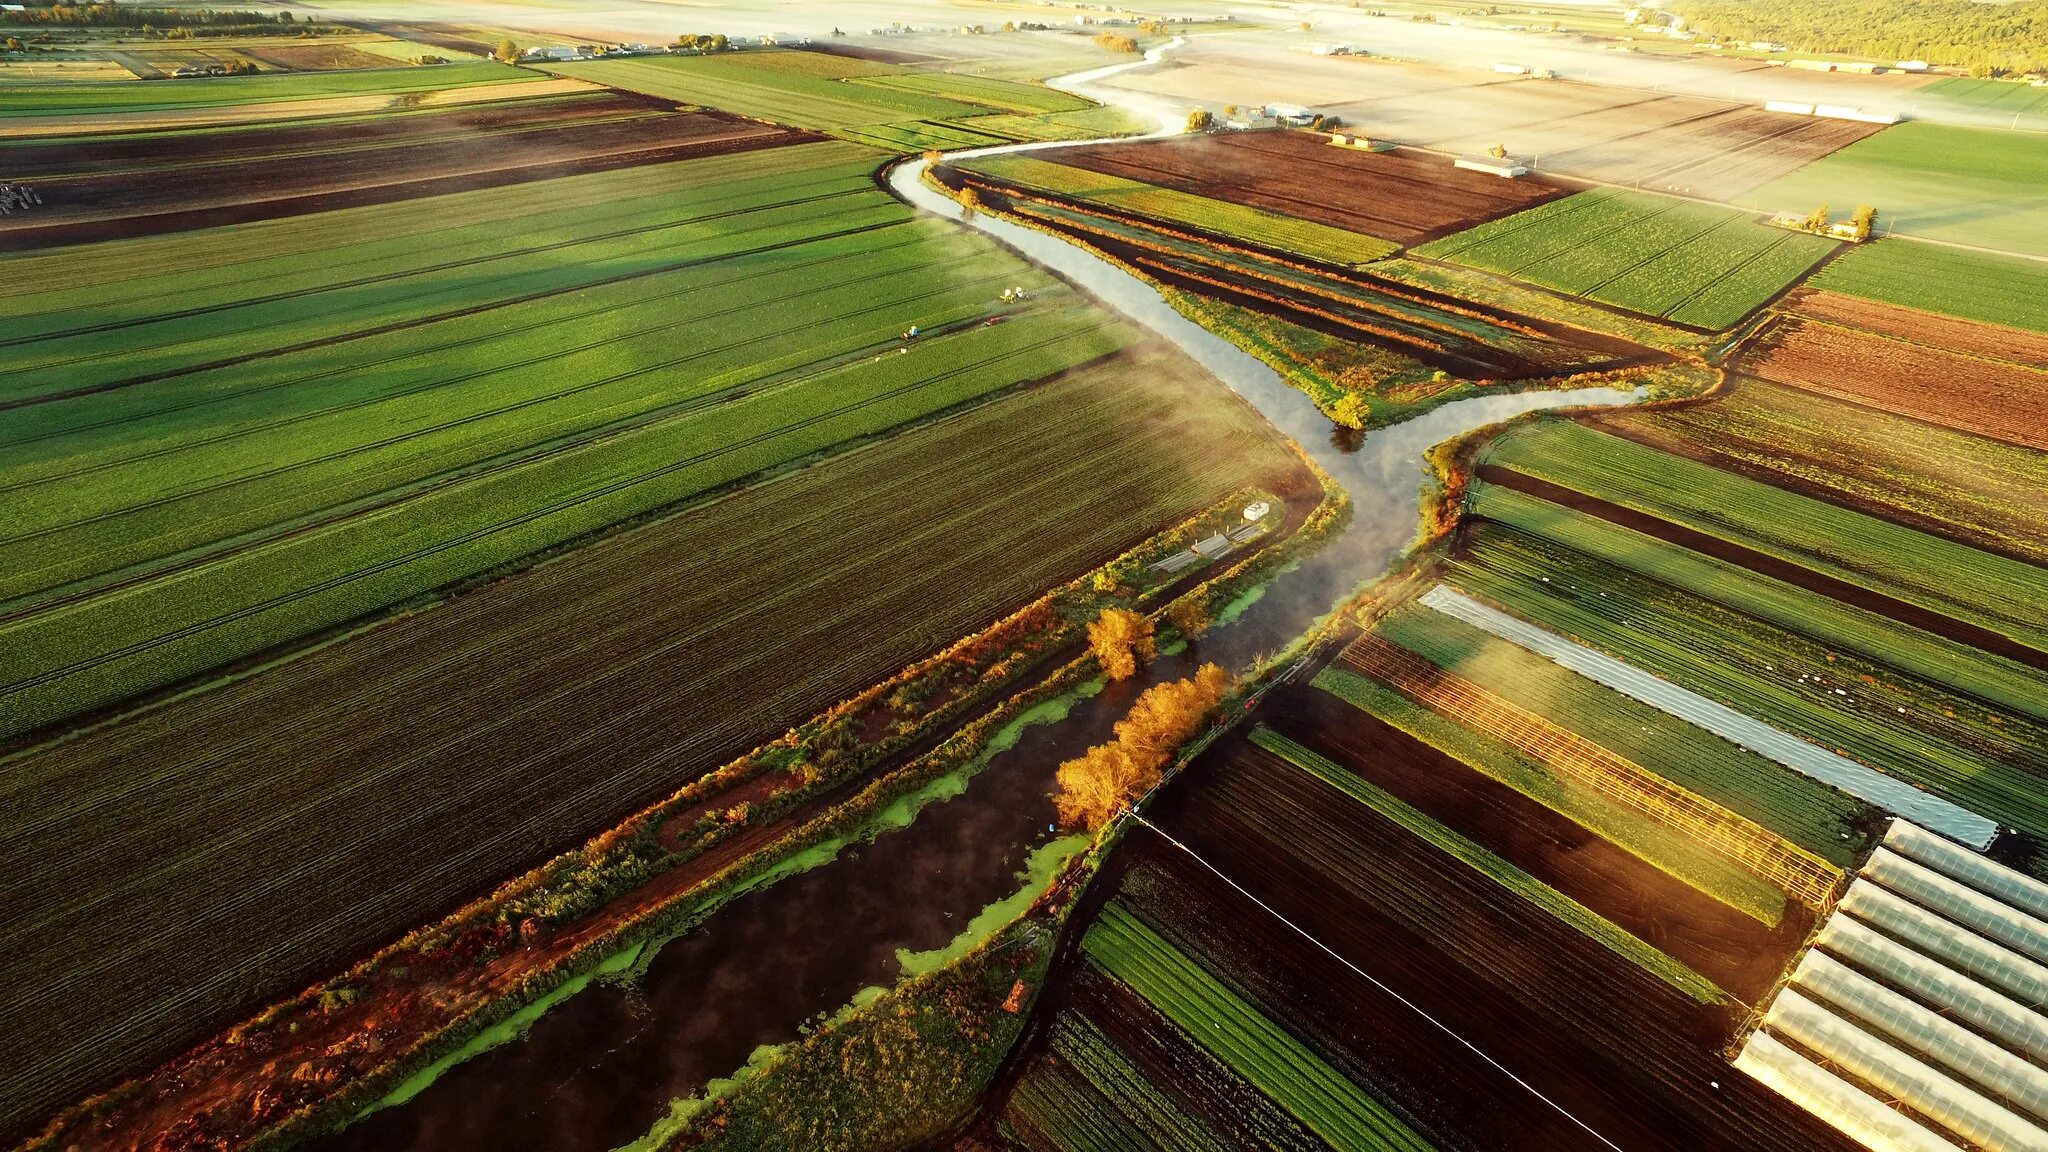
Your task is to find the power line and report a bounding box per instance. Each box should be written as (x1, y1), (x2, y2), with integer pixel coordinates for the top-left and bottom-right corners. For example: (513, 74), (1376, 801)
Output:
(1126, 812), (1630, 1152)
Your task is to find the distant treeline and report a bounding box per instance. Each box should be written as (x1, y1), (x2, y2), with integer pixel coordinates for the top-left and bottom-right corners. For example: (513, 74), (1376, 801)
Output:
(2, 4), (300, 28)
(1660, 0), (2048, 75)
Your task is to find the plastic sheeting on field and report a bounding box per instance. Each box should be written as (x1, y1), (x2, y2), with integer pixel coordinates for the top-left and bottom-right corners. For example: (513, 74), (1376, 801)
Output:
(1839, 881), (2048, 1009)
(1792, 950), (2048, 1125)
(1885, 822), (2048, 923)
(1734, 1032), (1954, 1152)
(1863, 848), (2048, 967)
(1818, 914), (2048, 1062)
(1766, 989), (2048, 1152)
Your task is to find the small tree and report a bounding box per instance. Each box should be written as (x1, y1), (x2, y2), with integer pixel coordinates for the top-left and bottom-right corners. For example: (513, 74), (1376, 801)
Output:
(1850, 203), (1877, 240)
(958, 184), (982, 220)
(1164, 595), (1212, 641)
(1087, 607), (1155, 681)
(1053, 664), (1232, 830)
(1488, 142), (1508, 159)
(1332, 391), (1369, 430)
(494, 38), (520, 63)
(1805, 202), (1830, 232)
(1186, 108), (1214, 132)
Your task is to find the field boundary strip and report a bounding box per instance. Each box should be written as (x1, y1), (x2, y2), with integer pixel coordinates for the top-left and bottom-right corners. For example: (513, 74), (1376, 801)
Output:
(1337, 633), (1842, 911)
(1417, 584), (1999, 847)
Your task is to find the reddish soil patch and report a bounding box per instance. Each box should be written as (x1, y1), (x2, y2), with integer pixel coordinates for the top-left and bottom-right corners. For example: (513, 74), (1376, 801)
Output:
(240, 43), (401, 71)
(797, 41), (943, 65)
(1477, 464), (2048, 672)
(1056, 131), (1569, 246)
(1790, 288), (2048, 366)
(1267, 685), (1809, 1000)
(1129, 737), (1861, 1152)
(1740, 314), (2048, 451)
(0, 108), (816, 250)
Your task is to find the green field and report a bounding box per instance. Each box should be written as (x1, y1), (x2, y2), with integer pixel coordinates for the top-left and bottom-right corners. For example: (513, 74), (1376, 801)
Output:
(1415, 189), (1835, 329)
(1082, 904), (1437, 1152)
(1753, 122), (2048, 258)
(1809, 237), (2048, 333)
(0, 349), (1304, 1136)
(1912, 76), (2048, 132)
(1447, 523), (2048, 855)
(1362, 606), (1873, 862)
(0, 140), (1134, 738)
(1482, 422), (2048, 654)
(0, 60), (527, 116)
(542, 50), (1107, 150)
(960, 153), (1401, 266)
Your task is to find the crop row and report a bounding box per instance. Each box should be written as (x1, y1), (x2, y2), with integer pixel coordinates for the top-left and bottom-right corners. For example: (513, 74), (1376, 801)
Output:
(1446, 523), (2048, 860)
(0, 60), (527, 117)
(1483, 421), (2048, 653)
(2, 225), (1018, 609)
(963, 153), (1398, 266)
(1470, 481), (2048, 720)
(1081, 903), (1436, 1152)
(1417, 189), (1830, 328)
(1601, 378), (2048, 566)
(1019, 1014), (1237, 1152)
(1813, 239), (2048, 334)
(0, 358), (1302, 1127)
(1365, 605), (1872, 861)
(1329, 633), (1839, 913)
(1250, 726), (1725, 999)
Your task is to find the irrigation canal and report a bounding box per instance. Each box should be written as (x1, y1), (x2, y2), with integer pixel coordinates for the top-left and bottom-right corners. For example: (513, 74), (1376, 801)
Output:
(304, 47), (1645, 1152)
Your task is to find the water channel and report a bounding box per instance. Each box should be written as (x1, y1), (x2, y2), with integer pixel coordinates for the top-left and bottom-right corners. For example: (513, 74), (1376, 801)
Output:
(308, 43), (1645, 1152)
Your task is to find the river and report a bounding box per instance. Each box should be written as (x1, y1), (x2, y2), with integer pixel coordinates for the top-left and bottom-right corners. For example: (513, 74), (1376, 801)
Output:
(306, 43), (1644, 1152)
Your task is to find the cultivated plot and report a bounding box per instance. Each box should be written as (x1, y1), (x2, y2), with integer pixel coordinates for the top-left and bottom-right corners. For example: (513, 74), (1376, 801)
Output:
(1810, 238), (2048, 333)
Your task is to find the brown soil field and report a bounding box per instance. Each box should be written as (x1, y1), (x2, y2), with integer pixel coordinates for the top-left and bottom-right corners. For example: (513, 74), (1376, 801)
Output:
(1741, 315), (2048, 451)
(1269, 685), (1808, 999)
(798, 41), (944, 65)
(1127, 736), (1861, 1152)
(1477, 464), (2048, 671)
(1103, 47), (1881, 199)
(0, 92), (669, 179)
(1055, 132), (1569, 245)
(353, 22), (498, 58)
(240, 43), (401, 71)
(1790, 287), (2048, 365)
(0, 109), (814, 249)
(0, 356), (1307, 1147)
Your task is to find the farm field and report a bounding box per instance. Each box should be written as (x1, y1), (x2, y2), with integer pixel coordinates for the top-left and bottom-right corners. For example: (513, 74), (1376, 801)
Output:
(1445, 521), (2048, 856)
(541, 49), (1107, 151)
(0, 101), (816, 247)
(1596, 376), (2048, 566)
(1100, 46), (1886, 200)
(1808, 238), (2048, 333)
(1416, 189), (1836, 329)
(1051, 131), (1570, 246)
(1910, 75), (2048, 130)
(959, 152), (1400, 266)
(1479, 421), (2048, 657)
(1753, 122), (2048, 257)
(0, 59), (528, 117)
(0, 348), (1306, 1138)
(0, 141), (1157, 740)
(1732, 311), (2048, 452)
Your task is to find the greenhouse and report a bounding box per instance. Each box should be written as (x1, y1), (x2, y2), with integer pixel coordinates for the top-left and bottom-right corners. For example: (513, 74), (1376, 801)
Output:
(1737, 819), (2048, 1152)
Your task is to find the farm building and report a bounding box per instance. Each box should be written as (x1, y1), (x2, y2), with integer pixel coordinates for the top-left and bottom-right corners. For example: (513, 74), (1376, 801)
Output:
(1736, 821), (2048, 1152)
(1328, 132), (1395, 151)
(1454, 154), (1529, 178)
(1264, 103), (1318, 126)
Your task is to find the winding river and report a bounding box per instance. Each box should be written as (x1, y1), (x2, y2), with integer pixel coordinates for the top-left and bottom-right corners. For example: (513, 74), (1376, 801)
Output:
(308, 42), (1644, 1152)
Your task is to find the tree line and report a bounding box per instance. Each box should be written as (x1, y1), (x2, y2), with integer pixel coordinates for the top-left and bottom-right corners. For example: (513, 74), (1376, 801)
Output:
(1, 3), (302, 27)
(1659, 0), (2048, 75)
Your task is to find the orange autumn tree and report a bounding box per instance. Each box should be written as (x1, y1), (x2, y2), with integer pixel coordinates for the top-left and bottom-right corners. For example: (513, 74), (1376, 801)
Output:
(1087, 607), (1155, 680)
(1055, 663), (1233, 830)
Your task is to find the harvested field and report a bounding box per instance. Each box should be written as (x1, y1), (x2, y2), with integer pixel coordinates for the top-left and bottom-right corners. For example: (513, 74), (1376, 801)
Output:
(0, 352), (1305, 1140)
(0, 108), (815, 248)
(1123, 744), (1861, 1152)
(1740, 314), (2048, 451)
(1538, 106), (1883, 197)
(1053, 131), (1569, 246)
(238, 43), (401, 71)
